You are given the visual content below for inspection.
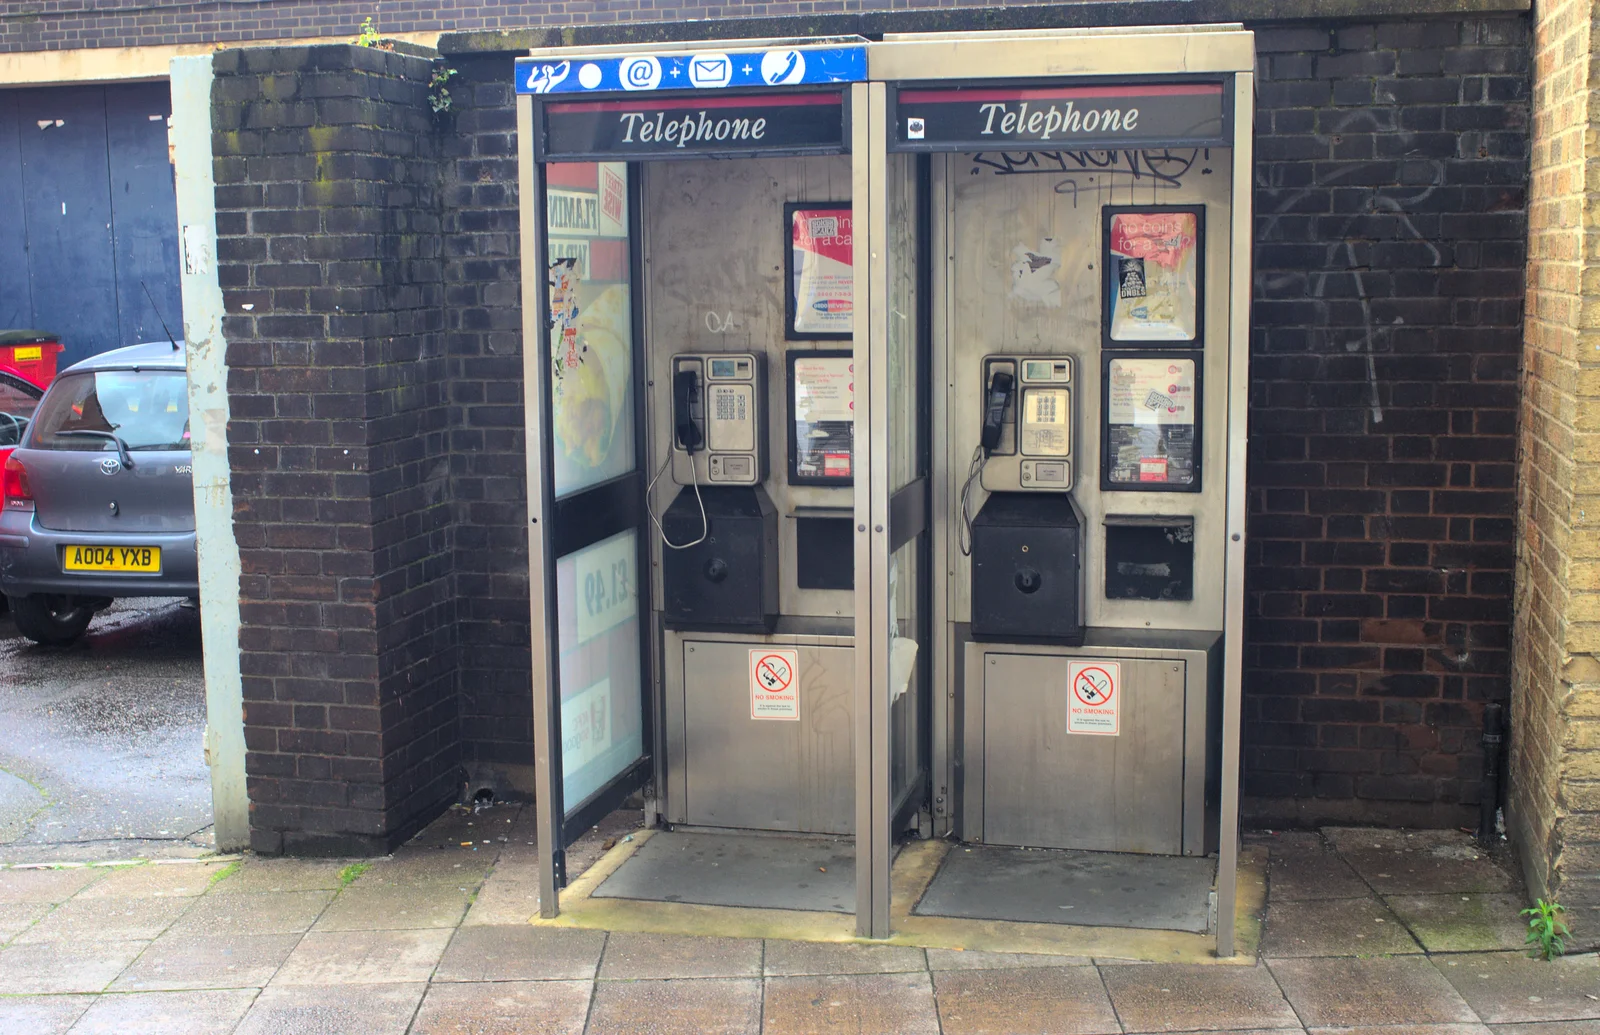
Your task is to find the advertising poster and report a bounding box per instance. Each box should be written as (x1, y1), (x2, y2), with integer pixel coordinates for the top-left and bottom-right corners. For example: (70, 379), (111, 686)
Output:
(1105, 208), (1202, 345)
(788, 203), (853, 339)
(1104, 356), (1199, 491)
(789, 351), (854, 485)
(548, 161), (635, 500)
(555, 529), (643, 811)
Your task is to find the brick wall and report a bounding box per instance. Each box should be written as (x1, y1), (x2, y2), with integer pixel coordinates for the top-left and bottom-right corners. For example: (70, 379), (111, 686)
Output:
(1510, 0), (1600, 933)
(1243, 17), (1529, 828)
(213, 44), (460, 854)
(441, 56), (537, 791)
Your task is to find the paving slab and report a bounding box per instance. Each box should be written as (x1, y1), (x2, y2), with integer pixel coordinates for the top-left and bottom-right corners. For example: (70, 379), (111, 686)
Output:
(0, 900), (48, 942)
(1266, 842), (1371, 901)
(311, 881), (472, 931)
(1325, 829), (1517, 895)
(75, 861), (233, 899)
(1388, 894), (1531, 953)
(404, 804), (522, 850)
(209, 858), (347, 894)
(1433, 952), (1600, 1024)
(270, 928), (453, 986)
(461, 877), (540, 926)
(598, 931), (763, 980)
(0, 938), (147, 993)
(933, 964), (1122, 1035)
(925, 948), (1094, 970)
(167, 890), (333, 936)
(1308, 1026), (1490, 1035)
(1101, 962), (1301, 1033)
(0, 993), (94, 1035)
(763, 972), (942, 1035)
(1269, 957), (1478, 1028)
(64, 988), (258, 1035)
(109, 932), (300, 991)
(0, 865), (101, 903)
(232, 982), (427, 1035)
(12, 892), (192, 942)
(1491, 1023), (1600, 1035)
(762, 939), (927, 976)
(410, 980), (591, 1035)
(433, 924), (606, 982)
(1259, 896), (1422, 957)
(584, 977), (763, 1035)
(358, 850), (497, 888)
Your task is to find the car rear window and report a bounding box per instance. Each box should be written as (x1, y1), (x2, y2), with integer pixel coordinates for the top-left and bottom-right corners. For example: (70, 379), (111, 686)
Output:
(30, 370), (190, 452)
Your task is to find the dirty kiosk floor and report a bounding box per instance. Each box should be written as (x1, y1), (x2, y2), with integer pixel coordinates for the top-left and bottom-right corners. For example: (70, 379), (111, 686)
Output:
(914, 844), (1217, 932)
(593, 829), (856, 913)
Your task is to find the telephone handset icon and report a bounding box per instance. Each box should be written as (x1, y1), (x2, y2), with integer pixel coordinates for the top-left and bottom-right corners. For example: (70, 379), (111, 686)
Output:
(674, 369), (703, 454)
(979, 370), (1015, 455)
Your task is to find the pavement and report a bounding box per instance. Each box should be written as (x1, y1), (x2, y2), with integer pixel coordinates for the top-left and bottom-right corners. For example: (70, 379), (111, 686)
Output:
(1, 804), (1594, 1035)
(0, 598), (212, 864)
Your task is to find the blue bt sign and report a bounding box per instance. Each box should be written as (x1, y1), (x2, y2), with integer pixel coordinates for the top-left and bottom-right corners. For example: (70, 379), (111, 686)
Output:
(516, 45), (867, 95)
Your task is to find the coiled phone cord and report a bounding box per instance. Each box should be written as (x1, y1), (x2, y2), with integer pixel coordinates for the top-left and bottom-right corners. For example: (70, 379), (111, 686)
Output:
(956, 443), (986, 558)
(646, 450), (709, 550)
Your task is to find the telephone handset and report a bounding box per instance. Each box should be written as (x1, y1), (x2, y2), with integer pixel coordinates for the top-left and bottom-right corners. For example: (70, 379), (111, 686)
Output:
(980, 371), (1015, 455)
(673, 369), (704, 454)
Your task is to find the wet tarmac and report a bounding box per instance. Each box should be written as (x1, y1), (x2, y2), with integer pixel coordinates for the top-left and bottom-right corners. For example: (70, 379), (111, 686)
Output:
(0, 598), (212, 862)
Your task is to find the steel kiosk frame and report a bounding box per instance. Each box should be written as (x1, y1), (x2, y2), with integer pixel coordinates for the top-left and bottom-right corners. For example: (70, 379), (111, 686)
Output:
(517, 26), (1255, 956)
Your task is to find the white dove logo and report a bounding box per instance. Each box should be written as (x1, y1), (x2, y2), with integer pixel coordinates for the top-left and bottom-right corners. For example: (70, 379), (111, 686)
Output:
(526, 61), (570, 93)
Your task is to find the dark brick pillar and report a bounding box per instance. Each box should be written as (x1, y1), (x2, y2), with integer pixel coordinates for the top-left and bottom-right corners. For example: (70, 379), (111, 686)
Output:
(1245, 17), (1528, 827)
(439, 56), (537, 796)
(212, 44), (460, 855)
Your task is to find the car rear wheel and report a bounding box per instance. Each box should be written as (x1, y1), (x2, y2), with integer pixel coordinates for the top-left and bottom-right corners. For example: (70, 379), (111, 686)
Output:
(9, 594), (96, 646)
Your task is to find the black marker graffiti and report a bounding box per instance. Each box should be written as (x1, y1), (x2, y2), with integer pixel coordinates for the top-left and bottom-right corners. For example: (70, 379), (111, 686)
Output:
(970, 148), (1212, 204)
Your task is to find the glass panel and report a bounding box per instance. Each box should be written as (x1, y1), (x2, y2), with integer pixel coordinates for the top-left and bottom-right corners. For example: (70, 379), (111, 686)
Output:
(887, 152), (919, 492)
(548, 161), (635, 499)
(888, 539), (921, 804)
(555, 528), (644, 812)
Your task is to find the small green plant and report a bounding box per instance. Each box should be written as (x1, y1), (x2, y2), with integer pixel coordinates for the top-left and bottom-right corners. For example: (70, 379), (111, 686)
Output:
(429, 65), (459, 115)
(337, 861), (372, 887)
(207, 860), (241, 889)
(1522, 898), (1570, 960)
(356, 17), (380, 47)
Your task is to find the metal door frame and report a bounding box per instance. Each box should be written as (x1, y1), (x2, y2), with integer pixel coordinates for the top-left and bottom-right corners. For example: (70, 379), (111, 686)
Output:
(862, 26), (1255, 955)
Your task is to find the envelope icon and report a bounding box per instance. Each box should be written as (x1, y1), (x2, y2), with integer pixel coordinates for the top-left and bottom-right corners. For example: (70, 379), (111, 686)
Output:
(689, 53), (732, 88)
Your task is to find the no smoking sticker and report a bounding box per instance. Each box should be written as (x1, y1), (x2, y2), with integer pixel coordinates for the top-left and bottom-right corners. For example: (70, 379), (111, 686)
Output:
(750, 649), (800, 721)
(1067, 660), (1120, 736)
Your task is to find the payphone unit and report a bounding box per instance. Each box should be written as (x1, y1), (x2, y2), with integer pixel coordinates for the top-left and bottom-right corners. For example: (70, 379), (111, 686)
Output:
(966, 355), (1084, 645)
(658, 352), (778, 633)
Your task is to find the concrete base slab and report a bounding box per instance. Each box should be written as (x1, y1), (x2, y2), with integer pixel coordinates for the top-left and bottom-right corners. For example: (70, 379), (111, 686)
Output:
(913, 845), (1216, 933)
(593, 829), (855, 913)
(1388, 894), (1532, 953)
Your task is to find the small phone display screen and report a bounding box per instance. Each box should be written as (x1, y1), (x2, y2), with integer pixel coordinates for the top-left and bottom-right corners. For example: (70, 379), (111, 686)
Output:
(709, 358), (738, 379)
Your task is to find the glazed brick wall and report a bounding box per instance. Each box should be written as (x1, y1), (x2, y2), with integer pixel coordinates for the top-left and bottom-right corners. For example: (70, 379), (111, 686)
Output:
(1245, 18), (1529, 827)
(213, 45), (461, 854)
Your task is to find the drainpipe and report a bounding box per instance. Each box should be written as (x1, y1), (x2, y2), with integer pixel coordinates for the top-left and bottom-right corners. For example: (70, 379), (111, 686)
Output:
(1479, 702), (1504, 847)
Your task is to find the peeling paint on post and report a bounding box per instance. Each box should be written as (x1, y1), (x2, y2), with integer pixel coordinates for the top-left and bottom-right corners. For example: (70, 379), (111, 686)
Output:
(171, 53), (249, 852)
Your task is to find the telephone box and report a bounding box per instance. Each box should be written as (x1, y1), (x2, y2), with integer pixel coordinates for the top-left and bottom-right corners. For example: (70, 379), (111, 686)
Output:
(518, 25), (1254, 956)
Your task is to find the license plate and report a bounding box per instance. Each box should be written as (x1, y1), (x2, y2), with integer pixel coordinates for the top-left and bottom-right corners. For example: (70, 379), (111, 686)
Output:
(62, 545), (161, 573)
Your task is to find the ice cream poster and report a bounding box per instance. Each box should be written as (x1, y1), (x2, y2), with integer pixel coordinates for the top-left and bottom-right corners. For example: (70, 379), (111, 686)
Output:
(547, 162), (636, 499)
(1105, 209), (1201, 345)
(789, 204), (854, 339)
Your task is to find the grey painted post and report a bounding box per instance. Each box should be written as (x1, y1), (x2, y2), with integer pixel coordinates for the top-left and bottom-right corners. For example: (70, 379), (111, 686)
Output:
(170, 54), (249, 851)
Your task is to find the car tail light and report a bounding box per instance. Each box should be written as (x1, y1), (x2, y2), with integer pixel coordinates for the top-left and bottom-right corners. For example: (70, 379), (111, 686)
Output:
(3, 454), (32, 504)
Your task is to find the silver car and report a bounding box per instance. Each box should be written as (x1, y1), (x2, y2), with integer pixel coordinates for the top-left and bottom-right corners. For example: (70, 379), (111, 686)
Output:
(0, 341), (196, 645)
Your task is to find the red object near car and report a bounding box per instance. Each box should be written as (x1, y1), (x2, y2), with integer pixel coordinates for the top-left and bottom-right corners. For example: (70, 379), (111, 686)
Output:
(0, 364), (47, 499)
(0, 331), (65, 389)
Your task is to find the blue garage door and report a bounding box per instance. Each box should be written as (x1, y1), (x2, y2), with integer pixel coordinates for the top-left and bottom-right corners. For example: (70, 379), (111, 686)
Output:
(0, 82), (181, 369)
